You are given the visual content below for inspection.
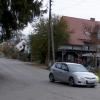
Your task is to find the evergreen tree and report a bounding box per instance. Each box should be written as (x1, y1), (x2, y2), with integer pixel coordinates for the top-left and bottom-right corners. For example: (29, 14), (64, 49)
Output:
(0, 0), (45, 41)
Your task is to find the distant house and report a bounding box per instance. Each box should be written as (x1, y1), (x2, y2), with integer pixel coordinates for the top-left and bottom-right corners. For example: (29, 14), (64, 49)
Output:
(57, 16), (100, 68)
(15, 39), (26, 52)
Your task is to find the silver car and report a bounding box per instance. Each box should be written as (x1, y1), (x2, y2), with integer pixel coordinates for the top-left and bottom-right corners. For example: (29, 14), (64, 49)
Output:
(49, 62), (99, 87)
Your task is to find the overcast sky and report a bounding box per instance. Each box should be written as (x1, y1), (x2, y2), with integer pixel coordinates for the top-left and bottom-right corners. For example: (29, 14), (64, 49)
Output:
(23, 0), (100, 35)
(44, 0), (100, 20)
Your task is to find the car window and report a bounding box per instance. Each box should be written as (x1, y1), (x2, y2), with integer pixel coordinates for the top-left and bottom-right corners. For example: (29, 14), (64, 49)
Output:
(61, 64), (69, 71)
(55, 63), (62, 69)
(68, 64), (88, 72)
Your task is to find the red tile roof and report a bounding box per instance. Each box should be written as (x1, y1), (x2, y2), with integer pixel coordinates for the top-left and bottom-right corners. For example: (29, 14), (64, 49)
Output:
(62, 16), (100, 45)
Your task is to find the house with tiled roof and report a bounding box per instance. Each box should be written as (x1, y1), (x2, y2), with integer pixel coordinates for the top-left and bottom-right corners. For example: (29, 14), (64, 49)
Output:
(61, 16), (100, 45)
(57, 16), (100, 68)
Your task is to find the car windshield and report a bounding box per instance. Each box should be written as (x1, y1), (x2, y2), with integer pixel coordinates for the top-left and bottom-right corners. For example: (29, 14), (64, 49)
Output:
(68, 64), (88, 72)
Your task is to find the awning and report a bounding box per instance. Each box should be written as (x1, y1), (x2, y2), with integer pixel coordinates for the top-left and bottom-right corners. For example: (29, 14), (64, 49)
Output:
(82, 53), (100, 57)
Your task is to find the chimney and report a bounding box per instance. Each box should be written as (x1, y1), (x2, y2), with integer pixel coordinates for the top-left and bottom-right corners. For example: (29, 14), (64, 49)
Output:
(90, 18), (95, 21)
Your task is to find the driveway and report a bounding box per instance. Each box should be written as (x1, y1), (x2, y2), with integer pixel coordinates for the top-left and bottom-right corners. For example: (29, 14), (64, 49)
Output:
(0, 58), (100, 100)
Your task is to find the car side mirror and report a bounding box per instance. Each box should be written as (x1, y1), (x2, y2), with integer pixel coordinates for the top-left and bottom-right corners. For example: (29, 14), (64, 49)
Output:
(64, 69), (69, 72)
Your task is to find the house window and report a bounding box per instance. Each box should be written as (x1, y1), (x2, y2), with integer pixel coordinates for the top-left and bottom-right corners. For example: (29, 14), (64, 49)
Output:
(97, 45), (100, 49)
(85, 31), (91, 36)
(97, 30), (100, 39)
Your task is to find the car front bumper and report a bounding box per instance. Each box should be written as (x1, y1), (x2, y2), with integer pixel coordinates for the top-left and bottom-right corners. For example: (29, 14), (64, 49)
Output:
(75, 78), (98, 86)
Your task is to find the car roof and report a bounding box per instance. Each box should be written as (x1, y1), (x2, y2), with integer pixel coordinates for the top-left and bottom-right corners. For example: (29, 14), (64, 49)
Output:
(55, 62), (81, 65)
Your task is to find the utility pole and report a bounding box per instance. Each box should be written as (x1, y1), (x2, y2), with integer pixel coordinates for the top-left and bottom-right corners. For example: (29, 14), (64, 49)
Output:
(48, 0), (51, 67)
(51, 20), (55, 63)
(48, 0), (55, 67)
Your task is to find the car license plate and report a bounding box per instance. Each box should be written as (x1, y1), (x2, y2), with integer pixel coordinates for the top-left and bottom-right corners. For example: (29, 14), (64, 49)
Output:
(87, 81), (95, 84)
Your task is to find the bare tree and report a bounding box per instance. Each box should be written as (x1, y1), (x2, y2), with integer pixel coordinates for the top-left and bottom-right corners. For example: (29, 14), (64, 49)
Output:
(82, 23), (100, 71)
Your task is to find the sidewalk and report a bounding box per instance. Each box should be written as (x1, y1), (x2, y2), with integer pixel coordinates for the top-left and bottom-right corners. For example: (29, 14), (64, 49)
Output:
(24, 62), (48, 69)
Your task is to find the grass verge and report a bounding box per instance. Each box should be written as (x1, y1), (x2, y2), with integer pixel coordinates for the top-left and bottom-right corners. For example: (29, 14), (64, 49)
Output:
(95, 72), (100, 83)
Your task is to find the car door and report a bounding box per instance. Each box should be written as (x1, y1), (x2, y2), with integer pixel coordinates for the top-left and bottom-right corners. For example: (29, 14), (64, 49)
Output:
(53, 63), (62, 81)
(60, 63), (70, 82)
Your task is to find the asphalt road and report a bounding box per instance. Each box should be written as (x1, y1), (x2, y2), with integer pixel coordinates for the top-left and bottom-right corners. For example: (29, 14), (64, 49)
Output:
(0, 58), (100, 100)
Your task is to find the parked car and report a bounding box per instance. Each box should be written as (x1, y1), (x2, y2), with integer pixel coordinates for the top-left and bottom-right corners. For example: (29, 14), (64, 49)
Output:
(49, 62), (99, 87)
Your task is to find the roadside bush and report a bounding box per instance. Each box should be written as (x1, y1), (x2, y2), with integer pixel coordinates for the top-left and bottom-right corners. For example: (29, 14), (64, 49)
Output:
(18, 52), (31, 62)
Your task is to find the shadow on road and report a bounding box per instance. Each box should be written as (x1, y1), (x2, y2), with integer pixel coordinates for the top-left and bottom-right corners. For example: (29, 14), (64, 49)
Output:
(47, 81), (99, 89)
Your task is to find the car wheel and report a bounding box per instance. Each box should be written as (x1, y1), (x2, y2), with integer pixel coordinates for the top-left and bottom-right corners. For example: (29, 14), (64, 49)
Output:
(49, 73), (55, 82)
(69, 77), (75, 86)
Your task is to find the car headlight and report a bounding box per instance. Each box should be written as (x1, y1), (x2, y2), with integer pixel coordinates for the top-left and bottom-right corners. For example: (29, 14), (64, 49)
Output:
(76, 75), (85, 81)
